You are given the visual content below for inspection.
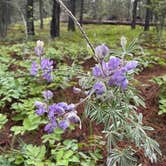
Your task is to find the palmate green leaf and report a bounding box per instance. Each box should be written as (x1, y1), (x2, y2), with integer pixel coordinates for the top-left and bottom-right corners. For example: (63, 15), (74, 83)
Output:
(0, 114), (8, 129)
(23, 144), (46, 161)
(42, 128), (64, 145)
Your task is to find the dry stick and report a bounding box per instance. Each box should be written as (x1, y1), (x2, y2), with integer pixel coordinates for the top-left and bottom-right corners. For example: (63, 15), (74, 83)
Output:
(56, 0), (95, 55)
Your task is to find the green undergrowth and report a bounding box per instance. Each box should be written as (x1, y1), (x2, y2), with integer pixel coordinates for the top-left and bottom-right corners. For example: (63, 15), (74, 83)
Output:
(152, 75), (166, 115)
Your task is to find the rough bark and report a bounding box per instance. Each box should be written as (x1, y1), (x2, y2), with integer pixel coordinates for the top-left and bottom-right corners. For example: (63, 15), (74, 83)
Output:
(26, 0), (35, 36)
(0, 0), (11, 38)
(50, 0), (60, 38)
(131, 0), (138, 29)
(144, 0), (151, 31)
(79, 0), (84, 26)
(39, 0), (44, 29)
(68, 0), (76, 31)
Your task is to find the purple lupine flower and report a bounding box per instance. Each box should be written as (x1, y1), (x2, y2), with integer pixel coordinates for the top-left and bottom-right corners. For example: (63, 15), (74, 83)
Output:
(93, 82), (106, 95)
(44, 120), (57, 133)
(41, 58), (53, 70)
(34, 40), (44, 56)
(92, 65), (103, 77)
(49, 104), (65, 116)
(41, 58), (53, 82)
(66, 111), (80, 123)
(56, 102), (68, 110)
(121, 78), (128, 90)
(95, 44), (109, 59)
(73, 87), (82, 94)
(59, 120), (70, 130)
(30, 61), (38, 76)
(35, 101), (46, 116)
(125, 61), (138, 71)
(102, 61), (110, 76)
(108, 70), (128, 90)
(42, 71), (52, 82)
(42, 90), (53, 100)
(108, 57), (121, 70)
(67, 103), (75, 111)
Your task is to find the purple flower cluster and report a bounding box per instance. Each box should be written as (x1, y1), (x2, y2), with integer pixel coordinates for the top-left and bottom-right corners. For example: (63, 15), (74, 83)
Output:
(42, 90), (53, 100)
(41, 58), (53, 82)
(35, 90), (80, 133)
(92, 54), (138, 93)
(30, 41), (53, 82)
(30, 58), (53, 82)
(34, 40), (44, 57)
(30, 61), (38, 76)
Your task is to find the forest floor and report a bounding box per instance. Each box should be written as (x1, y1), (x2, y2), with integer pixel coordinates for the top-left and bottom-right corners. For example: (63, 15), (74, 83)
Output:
(136, 64), (166, 166)
(0, 24), (166, 165)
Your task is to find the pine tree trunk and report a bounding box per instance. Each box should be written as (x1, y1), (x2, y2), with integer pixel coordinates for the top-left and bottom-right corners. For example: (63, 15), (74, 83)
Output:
(39, 0), (44, 29)
(131, 0), (138, 29)
(0, 0), (11, 38)
(26, 0), (35, 36)
(50, 0), (60, 38)
(144, 0), (151, 31)
(68, 0), (76, 31)
(79, 0), (84, 26)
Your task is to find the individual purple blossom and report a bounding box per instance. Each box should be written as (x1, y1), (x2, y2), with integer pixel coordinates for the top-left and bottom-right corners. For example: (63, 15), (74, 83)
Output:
(42, 71), (52, 82)
(59, 120), (70, 130)
(42, 90), (53, 100)
(56, 102), (68, 110)
(44, 120), (57, 133)
(35, 101), (46, 116)
(108, 70), (127, 90)
(30, 61), (38, 76)
(95, 44), (109, 59)
(121, 78), (128, 90)
(93, 82), (106, 95)
(67, 103), (75, 111)
(49, 104), (65, 117)
(108, 57), (121, 70)
(41, 58), (53, 70)
(66, 111), (80, 123)
(102, 61), (110, 76)
(125, 60), (138, 71)
(92, 65), (103, 77)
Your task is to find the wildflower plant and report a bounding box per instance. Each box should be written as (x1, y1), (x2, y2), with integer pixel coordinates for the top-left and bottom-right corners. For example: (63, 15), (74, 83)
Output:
(77, 37), (161, 165)
(31, 36), (161, 165)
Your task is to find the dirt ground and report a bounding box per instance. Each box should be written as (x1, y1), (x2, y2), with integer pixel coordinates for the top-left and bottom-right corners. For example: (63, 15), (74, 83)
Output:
(136, 65), (166, 166)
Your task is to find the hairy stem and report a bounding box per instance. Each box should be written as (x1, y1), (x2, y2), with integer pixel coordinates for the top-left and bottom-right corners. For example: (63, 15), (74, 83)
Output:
(56, 0), (95, 55)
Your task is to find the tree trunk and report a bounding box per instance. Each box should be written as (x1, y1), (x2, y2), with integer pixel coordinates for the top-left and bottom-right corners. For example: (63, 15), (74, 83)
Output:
(131, 0), (138, 29)
(79, 0), (84, 26)
(68, 0), (76, 31)
(50, 0), (60, 38)
(144, 0), (151, 31)
(39, 0), (44, 29)
(26, 0), (35, 36)
(0, 0), (11, 38)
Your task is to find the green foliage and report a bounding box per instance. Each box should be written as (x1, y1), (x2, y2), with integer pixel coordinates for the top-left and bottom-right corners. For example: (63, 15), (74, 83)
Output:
(152, 75), (166, 114)
(0, 69), (28, 108)
(107, 147), (137, 166)
(51, 139), (102, 166)
(11, 114), (47, 135)
(0, 114), (8, 129)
